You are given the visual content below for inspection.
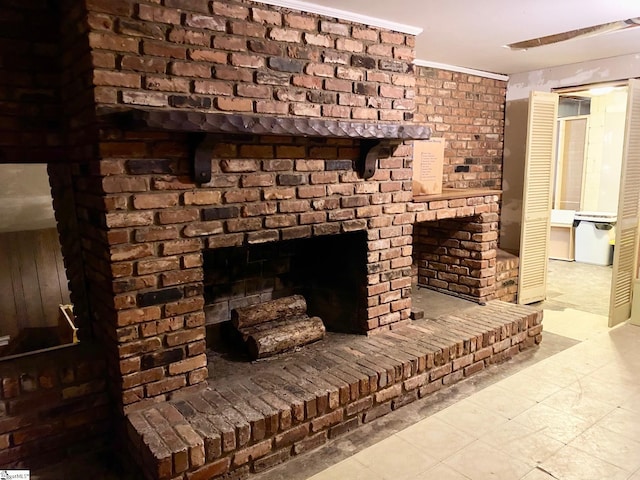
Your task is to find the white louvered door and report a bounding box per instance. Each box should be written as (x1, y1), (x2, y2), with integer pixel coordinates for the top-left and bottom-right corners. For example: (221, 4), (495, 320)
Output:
(610, 79), (640, 327)
(518, 91), (559, 305)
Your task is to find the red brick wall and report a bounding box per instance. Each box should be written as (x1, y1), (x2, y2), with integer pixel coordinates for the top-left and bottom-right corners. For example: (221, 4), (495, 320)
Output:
(0, 346), (110, 469)
(414, 66), (506, 189)
(49, 0), (100, 335)
(86, 0), (416, 121)
(73, 0), (420, 411)
(94, 130), (414, 409)
(0, 0), (515, 473)
(413, 196), (500, 303)
(0, 1), (113, 469)
(495, 249), (519, 302)
(0, 1), (63, 162)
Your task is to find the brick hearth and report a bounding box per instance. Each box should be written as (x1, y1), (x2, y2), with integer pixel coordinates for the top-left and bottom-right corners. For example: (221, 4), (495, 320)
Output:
(126, 301), (542, 480)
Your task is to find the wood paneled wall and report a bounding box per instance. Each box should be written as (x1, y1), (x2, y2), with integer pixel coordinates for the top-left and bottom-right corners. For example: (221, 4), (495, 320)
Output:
(0, 228), (70, 339)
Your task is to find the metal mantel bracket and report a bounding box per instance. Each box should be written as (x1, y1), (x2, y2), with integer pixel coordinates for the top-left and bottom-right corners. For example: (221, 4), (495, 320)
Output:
(192, 134), (217, 184)
(359, 139), (387, 180)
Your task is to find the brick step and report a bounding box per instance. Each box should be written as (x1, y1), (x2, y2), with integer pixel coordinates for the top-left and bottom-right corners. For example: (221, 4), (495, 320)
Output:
(495, 249), (520, 302)
(127, 301), (543, 480)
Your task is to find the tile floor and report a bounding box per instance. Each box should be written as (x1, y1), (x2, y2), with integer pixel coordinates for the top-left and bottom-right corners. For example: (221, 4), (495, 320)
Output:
(301, 322), (640, 480)
(544, 258), (612, 318)
(297, 260), (640, 480)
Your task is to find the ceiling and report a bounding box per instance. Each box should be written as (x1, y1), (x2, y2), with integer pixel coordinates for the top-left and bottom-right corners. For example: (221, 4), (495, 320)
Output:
(286, 0), (640, 75)
(0, 164), (56, 233)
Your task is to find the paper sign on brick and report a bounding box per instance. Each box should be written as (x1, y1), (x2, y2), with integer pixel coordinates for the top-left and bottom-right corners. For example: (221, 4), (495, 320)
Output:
(412, 138), (445, 195)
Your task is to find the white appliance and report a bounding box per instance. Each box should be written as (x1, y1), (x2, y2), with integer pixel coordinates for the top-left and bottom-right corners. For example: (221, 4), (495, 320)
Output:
(574, 212), (616, 266)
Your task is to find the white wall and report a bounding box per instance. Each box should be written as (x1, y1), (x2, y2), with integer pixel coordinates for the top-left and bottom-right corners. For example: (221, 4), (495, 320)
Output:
(506, 53), (640, 101)
(500, 53), (640, 252)
(584, 89), (627, 213)
(0, 164), (56, 233)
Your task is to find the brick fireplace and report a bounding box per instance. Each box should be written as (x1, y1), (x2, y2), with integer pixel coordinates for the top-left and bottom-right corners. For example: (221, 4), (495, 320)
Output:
(73, 0), (430, 414)
(0, 0), (533, 475)
(93, 114), (427, 406)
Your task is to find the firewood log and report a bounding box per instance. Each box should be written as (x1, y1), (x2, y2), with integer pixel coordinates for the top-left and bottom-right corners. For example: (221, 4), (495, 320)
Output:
(237, 315), (308, 341)
(232, 295), (307, 329)
(246, 316), (325, 359)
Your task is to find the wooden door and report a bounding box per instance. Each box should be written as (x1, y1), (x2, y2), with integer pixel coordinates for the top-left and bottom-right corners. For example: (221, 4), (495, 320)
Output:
(518, 91), (559, 305)
(610, 79), (640, 327)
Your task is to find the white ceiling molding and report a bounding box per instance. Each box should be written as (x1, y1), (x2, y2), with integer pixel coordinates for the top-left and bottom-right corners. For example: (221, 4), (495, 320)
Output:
(414, 59), (510, 82)
(252, 0), (423, 35)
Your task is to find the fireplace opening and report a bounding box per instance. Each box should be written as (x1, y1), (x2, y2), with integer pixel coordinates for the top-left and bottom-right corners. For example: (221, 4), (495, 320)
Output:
(203, 231), (368, 355)
(413, 213), (498, 303)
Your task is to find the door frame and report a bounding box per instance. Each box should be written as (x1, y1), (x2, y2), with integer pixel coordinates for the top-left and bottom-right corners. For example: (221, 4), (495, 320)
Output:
(518, 80), (636, 326)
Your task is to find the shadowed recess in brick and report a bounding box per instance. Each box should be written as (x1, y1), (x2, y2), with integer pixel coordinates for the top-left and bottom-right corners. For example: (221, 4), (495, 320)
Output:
(414, 212), (499, 303)
(203, 232), (367, 340)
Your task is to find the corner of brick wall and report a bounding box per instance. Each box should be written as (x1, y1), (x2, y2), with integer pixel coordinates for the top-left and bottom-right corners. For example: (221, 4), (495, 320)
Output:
(414, 66), (507, 190)
(0, 0), (116, 470)
(413, 196), (501, 303)
(495, 249), (519, 303)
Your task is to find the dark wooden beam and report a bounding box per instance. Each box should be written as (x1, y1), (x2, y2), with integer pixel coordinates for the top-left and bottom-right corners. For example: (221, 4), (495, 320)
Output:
(99, 107), (431, 140)
(98, 107), (431, 183)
